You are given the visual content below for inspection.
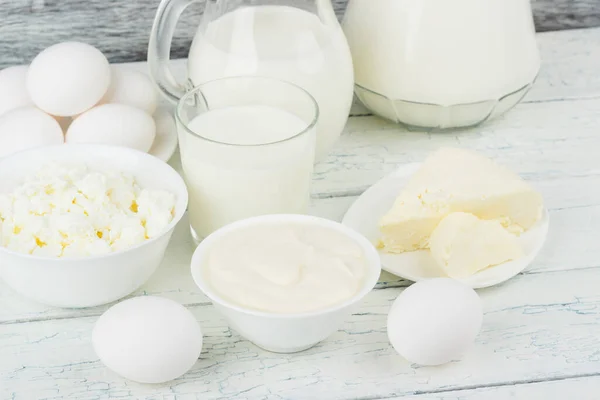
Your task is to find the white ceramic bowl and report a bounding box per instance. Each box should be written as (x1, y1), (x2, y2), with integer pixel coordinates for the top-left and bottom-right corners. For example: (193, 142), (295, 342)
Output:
(191, 214), (381, 353)
(0, 144), (188, 308)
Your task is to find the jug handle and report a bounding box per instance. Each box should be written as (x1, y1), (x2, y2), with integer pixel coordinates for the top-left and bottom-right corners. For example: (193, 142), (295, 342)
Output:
(148, 0), (200, 104)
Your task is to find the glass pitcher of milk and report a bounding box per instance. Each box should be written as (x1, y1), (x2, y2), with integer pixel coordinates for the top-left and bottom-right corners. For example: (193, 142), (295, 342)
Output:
(149, 0), (354, 161)
(342, 0), (540, 129)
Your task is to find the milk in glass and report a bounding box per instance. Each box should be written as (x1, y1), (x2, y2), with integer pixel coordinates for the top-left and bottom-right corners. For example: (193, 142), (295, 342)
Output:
(180, 105), (316, 239)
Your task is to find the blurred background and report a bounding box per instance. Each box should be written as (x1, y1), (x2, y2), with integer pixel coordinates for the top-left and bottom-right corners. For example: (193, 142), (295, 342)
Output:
(1, 0), (598, 68)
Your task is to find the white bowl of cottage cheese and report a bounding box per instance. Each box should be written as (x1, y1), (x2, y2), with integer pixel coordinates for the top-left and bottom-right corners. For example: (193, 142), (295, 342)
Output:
(0, 144), (188, 308)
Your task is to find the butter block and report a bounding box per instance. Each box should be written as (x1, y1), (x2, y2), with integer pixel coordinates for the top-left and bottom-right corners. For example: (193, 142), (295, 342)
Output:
(379, 147), (543, 253)
(429, 212), (522, 279)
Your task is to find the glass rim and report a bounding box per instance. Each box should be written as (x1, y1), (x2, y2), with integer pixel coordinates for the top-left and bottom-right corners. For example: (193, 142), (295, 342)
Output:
(175, 76), (320, 147)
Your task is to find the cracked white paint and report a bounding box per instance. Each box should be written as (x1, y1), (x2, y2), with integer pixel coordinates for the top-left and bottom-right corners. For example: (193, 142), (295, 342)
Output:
(2, 28), (600, 399)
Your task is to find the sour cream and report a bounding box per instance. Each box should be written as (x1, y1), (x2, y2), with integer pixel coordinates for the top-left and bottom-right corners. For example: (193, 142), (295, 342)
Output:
(205, 223), (368, 314)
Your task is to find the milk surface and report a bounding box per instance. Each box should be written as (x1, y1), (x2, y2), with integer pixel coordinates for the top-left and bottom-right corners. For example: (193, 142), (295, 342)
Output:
(188, 5), (353, 160)
(180, 105), (315, 239)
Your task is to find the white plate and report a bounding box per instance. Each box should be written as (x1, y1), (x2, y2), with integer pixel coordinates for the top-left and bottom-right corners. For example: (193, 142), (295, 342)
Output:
(342, 163), (550, 289)
(148, 107), (178, 162)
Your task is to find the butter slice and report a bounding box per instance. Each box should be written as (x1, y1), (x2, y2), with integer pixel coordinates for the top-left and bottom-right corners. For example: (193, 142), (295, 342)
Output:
(379, 148), (543, 253)
(429, 212), (522, 279)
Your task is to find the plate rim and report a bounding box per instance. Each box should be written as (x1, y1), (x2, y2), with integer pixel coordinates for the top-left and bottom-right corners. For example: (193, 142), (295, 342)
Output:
(148, 108), (178, 162)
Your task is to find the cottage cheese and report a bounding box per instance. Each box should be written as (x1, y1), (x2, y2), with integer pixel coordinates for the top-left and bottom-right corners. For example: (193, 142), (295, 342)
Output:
(0, 163), (176, 257)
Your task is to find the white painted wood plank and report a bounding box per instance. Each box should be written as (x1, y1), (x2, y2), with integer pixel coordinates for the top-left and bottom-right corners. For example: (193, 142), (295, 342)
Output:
(529, 27), (600, 101)
(313, 96), (600, 197)
(394, 375), (600, 400)
(2, 267), (600, 399)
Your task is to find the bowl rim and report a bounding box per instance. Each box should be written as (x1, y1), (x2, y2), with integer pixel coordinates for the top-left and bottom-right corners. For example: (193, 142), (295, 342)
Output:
(191, 214), (382, 319)
(0, 143), (188, 262)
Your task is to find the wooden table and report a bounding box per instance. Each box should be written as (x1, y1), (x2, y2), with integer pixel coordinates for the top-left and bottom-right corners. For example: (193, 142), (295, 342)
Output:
(2, 27), (600, 399)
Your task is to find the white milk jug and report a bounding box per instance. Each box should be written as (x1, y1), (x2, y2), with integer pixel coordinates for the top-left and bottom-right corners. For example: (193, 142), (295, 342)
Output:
(149, 0), (354, 161)
(342, 0), (540, 129)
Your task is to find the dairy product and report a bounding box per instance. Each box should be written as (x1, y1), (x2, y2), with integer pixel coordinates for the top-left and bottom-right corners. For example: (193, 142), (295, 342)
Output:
(205, 222), (367, 313)
(0, 163), (176, 257)
(180, 105), (315, 240)
(379, 148), (543, 253)
(429, 212), (522, 278)
(188, 5), (353, 160)
(342, 0), (539, 126)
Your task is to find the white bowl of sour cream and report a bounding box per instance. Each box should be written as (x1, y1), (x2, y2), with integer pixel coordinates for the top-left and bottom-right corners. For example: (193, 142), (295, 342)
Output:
(191, 214), (381, 353)
(0, 144), (188, 308)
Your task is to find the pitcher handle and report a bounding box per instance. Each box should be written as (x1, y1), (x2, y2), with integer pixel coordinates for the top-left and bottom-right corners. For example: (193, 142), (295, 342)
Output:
(148, 0), (200, 104)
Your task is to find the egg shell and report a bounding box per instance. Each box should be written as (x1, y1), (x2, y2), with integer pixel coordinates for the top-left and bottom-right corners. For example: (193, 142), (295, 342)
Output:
(387, 278), (483, 366)
(102, 66), (158, 115)
(27, 42), (111, 117)
(0, 106), (64, 159)
(66, 103), (156, 152)
(0, 66), (34, 117)
(92, 296), (203, 384)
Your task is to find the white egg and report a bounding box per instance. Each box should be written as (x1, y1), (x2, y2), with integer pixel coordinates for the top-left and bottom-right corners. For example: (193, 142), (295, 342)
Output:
(92, 296), (203, 384)
(0, 66), (34, 117)
(0, 106), (64, 159)
(66, 104), (156, 152)
(387, 278), (483, 366)
(27, 42), (111, 117)
(102, 66), (158, 115)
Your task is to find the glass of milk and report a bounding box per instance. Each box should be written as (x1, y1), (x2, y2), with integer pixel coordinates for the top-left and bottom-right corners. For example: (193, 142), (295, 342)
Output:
(176, 76), (318, 242)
